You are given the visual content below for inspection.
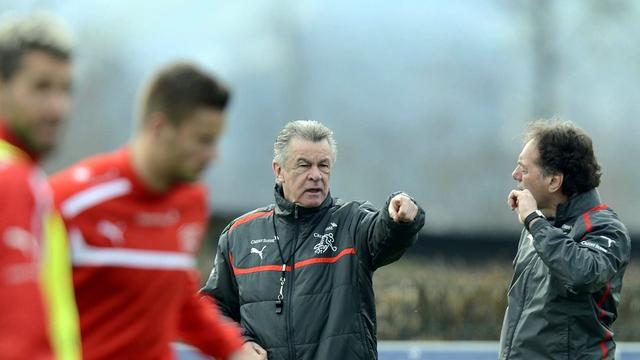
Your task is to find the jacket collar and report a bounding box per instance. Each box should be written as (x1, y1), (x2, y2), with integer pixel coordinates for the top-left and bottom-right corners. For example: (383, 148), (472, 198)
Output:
(553, 188), (602, 225)
(273, 184), (333, 218)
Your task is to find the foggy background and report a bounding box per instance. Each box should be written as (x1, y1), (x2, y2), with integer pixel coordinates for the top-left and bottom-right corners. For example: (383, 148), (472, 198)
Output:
(2, 0), (638, 236)
(3, 0), (640, 346)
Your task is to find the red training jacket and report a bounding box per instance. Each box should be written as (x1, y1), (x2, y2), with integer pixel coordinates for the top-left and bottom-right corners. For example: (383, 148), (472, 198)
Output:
(0, 120), (54, 360)
(49, 147), (242, 360)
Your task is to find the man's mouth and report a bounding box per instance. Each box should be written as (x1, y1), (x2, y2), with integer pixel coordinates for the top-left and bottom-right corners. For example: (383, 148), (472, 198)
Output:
(304, 188), (322, 195)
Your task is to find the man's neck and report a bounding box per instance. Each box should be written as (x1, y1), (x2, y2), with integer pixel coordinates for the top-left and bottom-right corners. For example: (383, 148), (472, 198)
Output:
(130, 136), (171, 193)
(540, 193), (569, 219)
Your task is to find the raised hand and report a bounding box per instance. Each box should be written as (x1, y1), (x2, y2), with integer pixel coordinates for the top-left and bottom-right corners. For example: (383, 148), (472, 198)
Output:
(507, 189), (538, 223)
(388, 193), (418, 223)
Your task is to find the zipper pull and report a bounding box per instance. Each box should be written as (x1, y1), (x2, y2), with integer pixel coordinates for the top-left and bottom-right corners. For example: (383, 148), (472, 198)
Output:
(294, 204), (299, 219)
(276, 264), (286, 314)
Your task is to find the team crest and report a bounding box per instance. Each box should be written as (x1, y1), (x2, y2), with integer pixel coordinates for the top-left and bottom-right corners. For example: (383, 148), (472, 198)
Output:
(313, 232), (337, 254)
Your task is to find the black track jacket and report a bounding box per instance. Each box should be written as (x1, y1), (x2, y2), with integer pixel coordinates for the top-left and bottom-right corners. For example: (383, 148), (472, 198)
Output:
(202, 185), (425, 360)
(499, 189), (631, 359)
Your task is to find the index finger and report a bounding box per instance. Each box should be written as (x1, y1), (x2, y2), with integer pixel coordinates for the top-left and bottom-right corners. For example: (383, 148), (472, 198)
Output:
(507, 190), (520, 209)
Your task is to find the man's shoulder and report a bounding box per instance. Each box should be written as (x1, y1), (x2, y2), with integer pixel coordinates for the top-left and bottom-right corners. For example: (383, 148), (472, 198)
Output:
(51, 150), (123, 188)
(49, 150), (129, 212)
(332, 197), (377, 214)
(226, 205), (275, 234)
(0, 159), (35, 186)
(584, 204), (628, 233)
(0, 161), (37, 204)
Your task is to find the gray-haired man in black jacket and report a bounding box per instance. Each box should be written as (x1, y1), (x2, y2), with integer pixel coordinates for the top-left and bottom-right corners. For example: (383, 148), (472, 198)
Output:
(501, 119), (631, 359)
(202, 120), (425, 360)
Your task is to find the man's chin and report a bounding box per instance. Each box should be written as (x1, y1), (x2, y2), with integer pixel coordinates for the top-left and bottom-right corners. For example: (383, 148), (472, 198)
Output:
(298, 194), (326, 208)
(32, 141), (57, 157)
(15, 131), (57, 157)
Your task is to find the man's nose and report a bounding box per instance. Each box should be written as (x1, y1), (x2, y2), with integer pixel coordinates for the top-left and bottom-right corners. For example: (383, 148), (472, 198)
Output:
(46, 90), (71, 121)
(512, 167), (520, 181)
(205, 145), (218, 163)
(308, 165), (321, 181)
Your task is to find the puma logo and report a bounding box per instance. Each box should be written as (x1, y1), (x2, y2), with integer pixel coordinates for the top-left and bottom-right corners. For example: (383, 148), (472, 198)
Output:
(601, 236), (616, 247)
(251, 245), (267, 260)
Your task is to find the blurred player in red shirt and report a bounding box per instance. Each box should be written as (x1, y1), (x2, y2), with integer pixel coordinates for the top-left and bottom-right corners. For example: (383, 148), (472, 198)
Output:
(0, 12), (78, 360)
(50, 63), (257, 360)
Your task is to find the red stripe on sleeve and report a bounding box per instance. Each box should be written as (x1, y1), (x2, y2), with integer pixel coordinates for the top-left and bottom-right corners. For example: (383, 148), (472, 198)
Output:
(597, 281), (612, 320)
(581, 204), (609, 235)
(582, 212), (593, 233)
(599, 330), (612, 359)
(229, 210), (273, 233)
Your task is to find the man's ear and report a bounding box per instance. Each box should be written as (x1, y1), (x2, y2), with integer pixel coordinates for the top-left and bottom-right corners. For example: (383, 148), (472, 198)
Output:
(143, 112), (170, 137)
(272, 161), (284, 184)
(548, 172), (564, 193)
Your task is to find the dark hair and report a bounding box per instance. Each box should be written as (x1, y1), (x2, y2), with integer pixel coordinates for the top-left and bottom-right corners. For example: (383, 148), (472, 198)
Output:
(525, 119), (601, 196)
(0, 13), (72, 81)
(140, 62), (230, 126)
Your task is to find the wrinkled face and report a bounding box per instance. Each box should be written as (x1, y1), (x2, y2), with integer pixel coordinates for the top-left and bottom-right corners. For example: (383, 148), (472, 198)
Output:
(273, 137), (332, 208)
(512, 139), (552, 208)
(0, 50), (72, 156)
(158, 107), (225, 184)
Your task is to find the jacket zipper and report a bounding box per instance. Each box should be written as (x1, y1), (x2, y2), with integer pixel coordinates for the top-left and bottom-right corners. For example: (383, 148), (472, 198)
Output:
(504, 257), (532, 359)
(286, 205), (299, 360)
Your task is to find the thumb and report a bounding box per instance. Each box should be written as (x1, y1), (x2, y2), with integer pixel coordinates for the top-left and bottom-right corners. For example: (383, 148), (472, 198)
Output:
(388, 197), (400, 220)
(253, 343), (266, 354)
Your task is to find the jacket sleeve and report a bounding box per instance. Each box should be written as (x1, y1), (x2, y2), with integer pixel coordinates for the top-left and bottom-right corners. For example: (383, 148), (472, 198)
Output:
(355, 192), (426, 270)
(200, 229), (259, 343)
(529, 210), (631, 294)
(177, 271), (244, 359)
(0, 167), (52, 359)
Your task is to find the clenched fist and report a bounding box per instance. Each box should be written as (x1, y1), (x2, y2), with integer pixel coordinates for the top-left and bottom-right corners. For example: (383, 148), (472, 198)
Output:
(388, 193), (418, 223)
(228, 341), (267, 360)
(507, 189), (538, 223)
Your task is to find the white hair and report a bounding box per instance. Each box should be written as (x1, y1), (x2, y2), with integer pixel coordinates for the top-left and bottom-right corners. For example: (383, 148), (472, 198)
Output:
(273, 120), (337, 166)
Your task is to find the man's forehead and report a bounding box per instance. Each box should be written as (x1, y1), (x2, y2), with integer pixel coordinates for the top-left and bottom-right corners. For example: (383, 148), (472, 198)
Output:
(289, 138), (331, 156)
(292, 149), (331, 161)
(16, 51), (71, 79)
(520, 139), (539, 162)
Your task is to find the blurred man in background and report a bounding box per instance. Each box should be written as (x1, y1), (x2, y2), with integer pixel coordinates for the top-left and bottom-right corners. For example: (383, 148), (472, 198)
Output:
(501, 119), (631, 359)
(202, 120), (426, 359)
(49, 62), (257, 360)
(0, 12), (80, 360)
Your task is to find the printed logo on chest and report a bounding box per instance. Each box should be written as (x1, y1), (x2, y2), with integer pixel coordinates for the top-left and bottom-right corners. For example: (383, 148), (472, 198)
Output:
(97, 220), (126, 245)
(313, 222), (339, 254)
(248, 237), (276, 261)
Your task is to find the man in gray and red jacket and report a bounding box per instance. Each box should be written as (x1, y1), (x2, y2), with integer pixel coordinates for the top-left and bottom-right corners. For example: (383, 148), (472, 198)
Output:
(501, 119), (631, 359)
(202, 120), (426, 360)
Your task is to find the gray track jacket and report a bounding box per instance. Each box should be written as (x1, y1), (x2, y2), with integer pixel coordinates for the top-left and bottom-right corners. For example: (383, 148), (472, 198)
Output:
(202, 186), (425, 360)
(499, 189), (631, 359)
